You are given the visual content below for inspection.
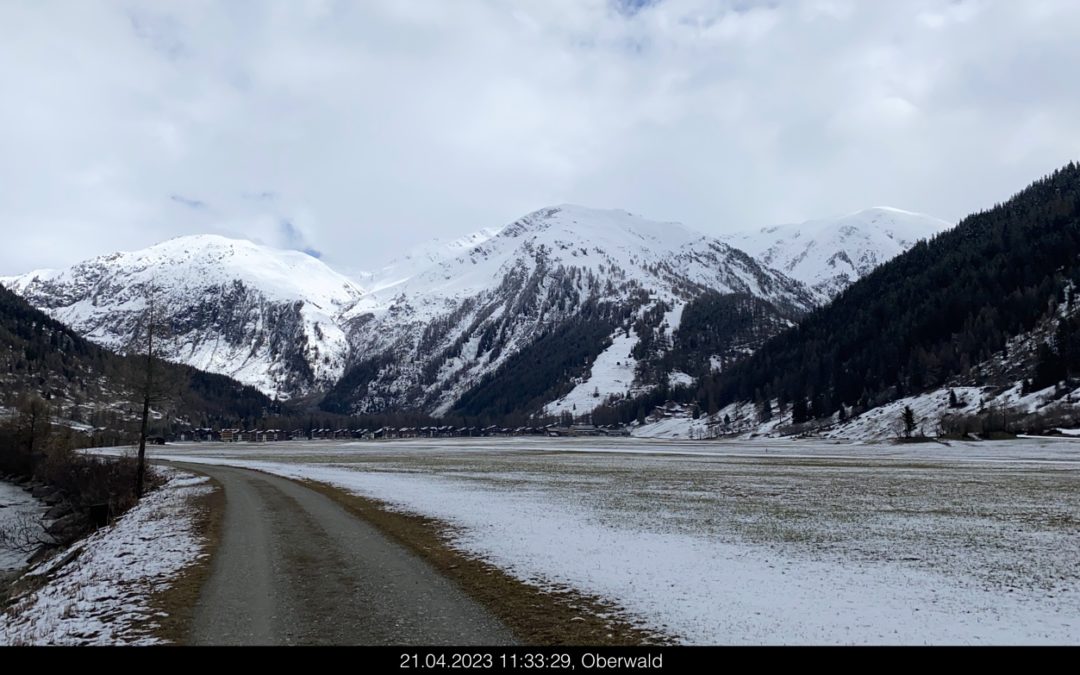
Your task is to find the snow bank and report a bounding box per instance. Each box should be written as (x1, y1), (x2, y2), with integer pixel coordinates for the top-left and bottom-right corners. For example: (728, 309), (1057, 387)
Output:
(0, 472), (212, 645)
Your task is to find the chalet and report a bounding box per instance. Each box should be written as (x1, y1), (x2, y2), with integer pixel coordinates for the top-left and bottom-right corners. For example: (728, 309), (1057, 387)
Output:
(193, 428), (219, 442)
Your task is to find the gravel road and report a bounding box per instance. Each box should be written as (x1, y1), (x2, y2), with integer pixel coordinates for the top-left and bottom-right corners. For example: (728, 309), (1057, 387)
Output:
(172, 463), (516, 646)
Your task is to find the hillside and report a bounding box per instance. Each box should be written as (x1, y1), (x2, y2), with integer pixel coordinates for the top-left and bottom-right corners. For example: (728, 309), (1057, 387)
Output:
(324, 204), (815, 417)
(3, 235), (365, 400)
(0, 283), (273, 431)
(681, 162), (1080, 433)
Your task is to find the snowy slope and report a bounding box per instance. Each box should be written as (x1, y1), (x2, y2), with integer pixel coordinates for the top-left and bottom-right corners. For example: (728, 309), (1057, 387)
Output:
(1, 471), (213, 645)
(330, 205), (816, 416)
(635, 302), (1080, 443)
(368, 227), (503, 292)
(2, 235), (365, 399)
(723, 207), (952, 301)
(4, 206), (819, 416)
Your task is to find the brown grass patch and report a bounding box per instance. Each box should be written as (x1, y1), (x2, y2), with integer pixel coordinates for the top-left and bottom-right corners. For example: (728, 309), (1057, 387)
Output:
(300, 479), (672, 646)
(145, 474), (224, 644)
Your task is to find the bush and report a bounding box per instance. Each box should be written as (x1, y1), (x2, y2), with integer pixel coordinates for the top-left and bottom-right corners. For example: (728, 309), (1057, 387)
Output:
(37, 447), (163, 519)
(0, 424), (31, 477)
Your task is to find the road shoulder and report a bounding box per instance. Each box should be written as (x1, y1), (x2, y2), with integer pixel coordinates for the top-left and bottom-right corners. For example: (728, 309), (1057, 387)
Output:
(148, 473), (223, 644)
(300, 479), (669, 646)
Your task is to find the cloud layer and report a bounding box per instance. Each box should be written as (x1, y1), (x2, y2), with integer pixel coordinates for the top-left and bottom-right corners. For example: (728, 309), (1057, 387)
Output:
(2, 0), (1078, 275)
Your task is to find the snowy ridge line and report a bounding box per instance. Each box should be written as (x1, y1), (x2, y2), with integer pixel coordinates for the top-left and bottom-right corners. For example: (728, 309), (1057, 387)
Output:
(0, 470), (213, 646)
(2, 234), (365, 399)
(3, 202), (945, 414)
(723, 207), (952, 301)
(335, 204), (815, 415)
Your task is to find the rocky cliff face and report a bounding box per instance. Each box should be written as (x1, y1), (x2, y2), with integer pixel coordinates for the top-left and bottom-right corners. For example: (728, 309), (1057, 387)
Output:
(2, 234), (364, 400)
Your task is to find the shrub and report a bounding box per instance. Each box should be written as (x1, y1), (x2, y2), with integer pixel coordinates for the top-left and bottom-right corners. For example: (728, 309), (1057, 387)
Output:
(37, 447), (163, 519)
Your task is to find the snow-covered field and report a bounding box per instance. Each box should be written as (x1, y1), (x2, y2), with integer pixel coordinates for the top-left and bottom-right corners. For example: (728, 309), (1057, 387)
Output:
(0, 481), (46, 572)
(144, 437), (1080, 645)
(0, 471), (213, 645)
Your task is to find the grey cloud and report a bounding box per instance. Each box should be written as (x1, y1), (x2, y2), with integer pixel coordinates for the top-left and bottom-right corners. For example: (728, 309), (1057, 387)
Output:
(1, 0), (1078, 276)
(170, 194), (208, 210)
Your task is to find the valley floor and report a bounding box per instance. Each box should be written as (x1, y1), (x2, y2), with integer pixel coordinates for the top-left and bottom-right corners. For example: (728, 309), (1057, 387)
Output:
(129, 438), (1077, 644)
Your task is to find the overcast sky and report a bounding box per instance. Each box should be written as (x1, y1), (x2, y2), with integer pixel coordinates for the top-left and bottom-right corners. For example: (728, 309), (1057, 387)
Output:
(2, 0), (1079, 276)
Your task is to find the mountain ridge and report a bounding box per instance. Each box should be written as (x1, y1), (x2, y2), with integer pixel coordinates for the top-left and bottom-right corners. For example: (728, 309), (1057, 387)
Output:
(4, 202), (945, 417)
(723, 207), (952, 300)
(2, 234), (365, 400)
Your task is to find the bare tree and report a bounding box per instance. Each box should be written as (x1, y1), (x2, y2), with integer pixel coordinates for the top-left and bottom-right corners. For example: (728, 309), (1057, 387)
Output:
(131, 284), (179, 499)
(0, 512), (51, 554)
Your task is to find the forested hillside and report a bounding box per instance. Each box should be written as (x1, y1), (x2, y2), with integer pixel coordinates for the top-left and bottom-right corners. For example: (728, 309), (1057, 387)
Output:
(688, 162), (1080, 419)
(0, 284), (273, 428)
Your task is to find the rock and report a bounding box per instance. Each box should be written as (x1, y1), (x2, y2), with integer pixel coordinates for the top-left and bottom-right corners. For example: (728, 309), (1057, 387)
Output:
(31, 485), (57, 500)
(45, 512), (88, 543)
(45, 502), (73, 520)
(35, 544), (82, 572)
(42, 492), (64, 506)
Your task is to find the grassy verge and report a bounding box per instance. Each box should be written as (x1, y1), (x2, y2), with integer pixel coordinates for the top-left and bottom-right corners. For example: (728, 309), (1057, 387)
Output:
(300, 479), (672, 646)
(146, 474), (224, 645)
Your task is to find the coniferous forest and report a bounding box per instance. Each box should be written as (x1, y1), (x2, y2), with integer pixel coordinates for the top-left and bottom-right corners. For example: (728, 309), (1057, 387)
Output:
(682, 162), (1080, 419)
(0, 283), (273, 427)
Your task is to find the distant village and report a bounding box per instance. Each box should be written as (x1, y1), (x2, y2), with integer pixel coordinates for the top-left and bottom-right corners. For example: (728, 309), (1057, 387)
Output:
(172, 423), (634, 443)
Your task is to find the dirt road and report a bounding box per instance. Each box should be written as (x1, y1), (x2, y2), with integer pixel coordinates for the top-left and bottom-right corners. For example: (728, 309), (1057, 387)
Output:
(173, 463), (516, 646)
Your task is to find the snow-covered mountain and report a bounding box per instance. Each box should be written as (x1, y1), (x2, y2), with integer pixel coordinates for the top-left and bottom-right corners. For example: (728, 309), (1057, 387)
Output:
(3, 205), (819, 416)
(723, 207), (952, 301)
(1, 235), (365, 399)
(324, 205), (816, 416)
(367, 227), (503, 291)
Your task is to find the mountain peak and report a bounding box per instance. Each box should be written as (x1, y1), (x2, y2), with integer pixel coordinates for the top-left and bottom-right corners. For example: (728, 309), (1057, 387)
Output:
(723, 206), (953, 300)
(849, 206), (952, 228)
(498, 204), (704, 247)
(2, 233), (367, 398)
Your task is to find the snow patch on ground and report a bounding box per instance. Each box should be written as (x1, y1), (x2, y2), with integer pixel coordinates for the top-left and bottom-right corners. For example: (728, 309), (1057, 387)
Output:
(0, 472), (212, 646)
(147, 439), (1080, 645)
(825, 387), (988, 439)
(635, 379), (1080, 442)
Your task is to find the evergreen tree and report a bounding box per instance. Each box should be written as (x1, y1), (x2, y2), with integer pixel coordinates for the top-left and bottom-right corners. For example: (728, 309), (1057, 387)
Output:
(758, 398), (772, 423)
(901, 405), (917, 438)
(1033, 342), (1064, 390)
(792, 397), (809, 424)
